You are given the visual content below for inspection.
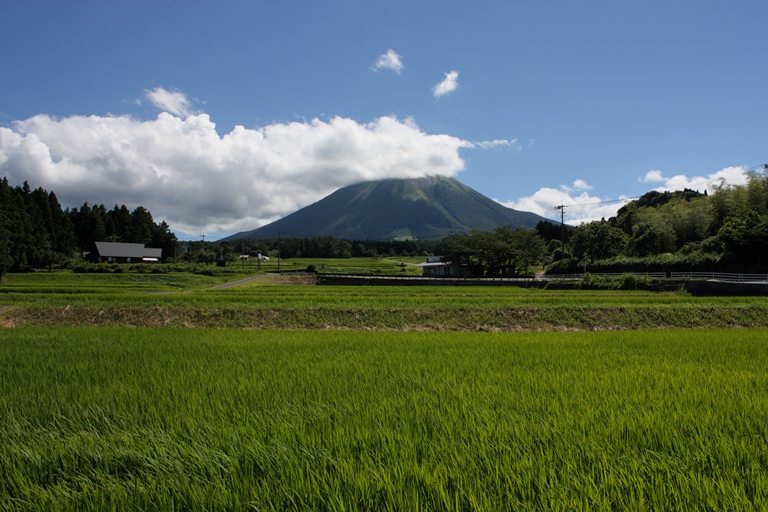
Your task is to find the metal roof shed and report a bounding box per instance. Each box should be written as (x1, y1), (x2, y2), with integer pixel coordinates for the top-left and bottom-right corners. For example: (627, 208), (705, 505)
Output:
(92, 242), (162, 263)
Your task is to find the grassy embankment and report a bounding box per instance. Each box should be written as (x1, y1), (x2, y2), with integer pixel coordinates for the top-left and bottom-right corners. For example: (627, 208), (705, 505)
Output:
(2, 270), (768, 330)
(2, 328), (767, 510)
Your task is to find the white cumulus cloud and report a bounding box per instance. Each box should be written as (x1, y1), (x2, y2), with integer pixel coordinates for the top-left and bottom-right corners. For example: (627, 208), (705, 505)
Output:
(571, 179), (592, 191)
(0, 91), (510, 237)
(639, 166), (749, 193)
(144, 87), (196, 118)
(433, 70), (459, 98)
(472, 138), (519, 150)
(496, 185), (628, 226)
(497, 166), (752, 227)
(641, 169), (664, 183)
(373, 49), (404, 74)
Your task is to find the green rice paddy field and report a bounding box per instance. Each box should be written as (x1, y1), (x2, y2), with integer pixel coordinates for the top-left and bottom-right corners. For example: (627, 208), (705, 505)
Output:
(1, 271), (768, 510)
(3, 271), (768, 331)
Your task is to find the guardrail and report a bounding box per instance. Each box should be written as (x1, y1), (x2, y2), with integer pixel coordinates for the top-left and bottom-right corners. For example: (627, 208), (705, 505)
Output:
(543, 272), (768, 283)
(319, 272), (768, 284)
(318, 274), (536, 282)
(670, 272), (768, 283)
(542, 272), (667, 280)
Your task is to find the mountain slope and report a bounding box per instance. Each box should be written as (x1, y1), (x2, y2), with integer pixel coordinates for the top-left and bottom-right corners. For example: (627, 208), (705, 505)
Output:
(224, 176), (548, 241)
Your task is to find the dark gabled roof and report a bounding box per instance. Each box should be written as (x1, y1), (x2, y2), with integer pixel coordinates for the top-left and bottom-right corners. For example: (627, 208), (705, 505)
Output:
(94, 242), (162, 259)
(143, 247), (162, 259)
(95, 242), (145, 258)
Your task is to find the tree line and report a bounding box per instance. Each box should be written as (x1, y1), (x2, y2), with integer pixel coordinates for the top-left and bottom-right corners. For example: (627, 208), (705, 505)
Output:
(3, 170), (767, 276)
(437, 226), (550, 277)
(218, 237), (439, 262)
(212, 225), (564, 278)
(386, 172), (767, 277)
(214, 172), (768, 276)
(551, 171), (768, 274)
(0, 178), (177, 274)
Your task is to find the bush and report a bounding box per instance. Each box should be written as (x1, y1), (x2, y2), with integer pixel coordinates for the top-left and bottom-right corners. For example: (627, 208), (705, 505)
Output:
(545, 252), (724, 275)
(546, 257), (579, 275)
(546, 273), (655, 291)
(72, 264), (112, 273)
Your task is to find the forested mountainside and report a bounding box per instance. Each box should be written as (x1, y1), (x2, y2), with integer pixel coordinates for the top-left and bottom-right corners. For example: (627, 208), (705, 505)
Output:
(224, 176), (548, 241)
(549, 172), (768, 273)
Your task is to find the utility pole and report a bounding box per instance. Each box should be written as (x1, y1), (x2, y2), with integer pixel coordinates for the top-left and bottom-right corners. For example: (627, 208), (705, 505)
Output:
(554, 204), (566, 259)
(277, 231), (281, 272)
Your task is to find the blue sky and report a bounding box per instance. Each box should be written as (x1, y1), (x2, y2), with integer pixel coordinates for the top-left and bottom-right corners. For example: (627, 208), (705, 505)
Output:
(1, 1), (766, 240)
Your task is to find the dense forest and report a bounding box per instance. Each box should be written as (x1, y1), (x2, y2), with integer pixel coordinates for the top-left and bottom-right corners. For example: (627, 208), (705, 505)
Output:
(550, 171), (768, 274)
(0, 178), (177, 274)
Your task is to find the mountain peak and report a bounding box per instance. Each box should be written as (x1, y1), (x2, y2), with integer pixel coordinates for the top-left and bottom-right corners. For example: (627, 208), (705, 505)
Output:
(224, 176), (547, 241)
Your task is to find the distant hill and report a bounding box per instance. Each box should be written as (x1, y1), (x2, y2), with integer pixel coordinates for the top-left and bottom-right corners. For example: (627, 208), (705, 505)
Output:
(223, 176), (549, 241)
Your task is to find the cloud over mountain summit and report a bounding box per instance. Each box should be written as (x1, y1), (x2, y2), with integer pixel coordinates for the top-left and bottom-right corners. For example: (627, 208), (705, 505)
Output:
(0, 88), (513, 237)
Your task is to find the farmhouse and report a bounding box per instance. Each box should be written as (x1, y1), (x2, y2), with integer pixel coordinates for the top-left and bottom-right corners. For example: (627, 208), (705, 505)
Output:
(416, 256), (471, 277)
(83, 242), (162, 263)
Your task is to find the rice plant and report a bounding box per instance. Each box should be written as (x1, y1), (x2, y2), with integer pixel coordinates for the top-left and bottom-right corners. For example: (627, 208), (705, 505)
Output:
(1, 328), (767, 510)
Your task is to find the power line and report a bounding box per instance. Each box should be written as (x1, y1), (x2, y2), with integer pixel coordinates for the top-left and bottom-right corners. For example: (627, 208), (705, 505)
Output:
(562, 197), (640, 208)
(553, 160), (768, 215)
(554, 204), (566, 254)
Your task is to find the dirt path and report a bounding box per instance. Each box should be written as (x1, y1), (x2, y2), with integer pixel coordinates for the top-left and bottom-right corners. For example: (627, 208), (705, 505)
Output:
(210, 274), (273, 290)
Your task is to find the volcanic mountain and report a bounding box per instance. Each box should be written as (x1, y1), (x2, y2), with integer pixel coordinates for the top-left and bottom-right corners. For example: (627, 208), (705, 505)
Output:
(224, 176), (549, 241)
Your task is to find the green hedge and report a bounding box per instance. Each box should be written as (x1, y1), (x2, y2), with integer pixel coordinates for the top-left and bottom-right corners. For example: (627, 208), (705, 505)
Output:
(547, 252), (723, 275)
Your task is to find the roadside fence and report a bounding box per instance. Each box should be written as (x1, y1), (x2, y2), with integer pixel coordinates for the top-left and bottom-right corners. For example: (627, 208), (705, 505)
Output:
(544, 272), (768, 283)
(669, 272), (768, 283)
(319, 272), (768, 284)
(541, 272), (666, 280)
